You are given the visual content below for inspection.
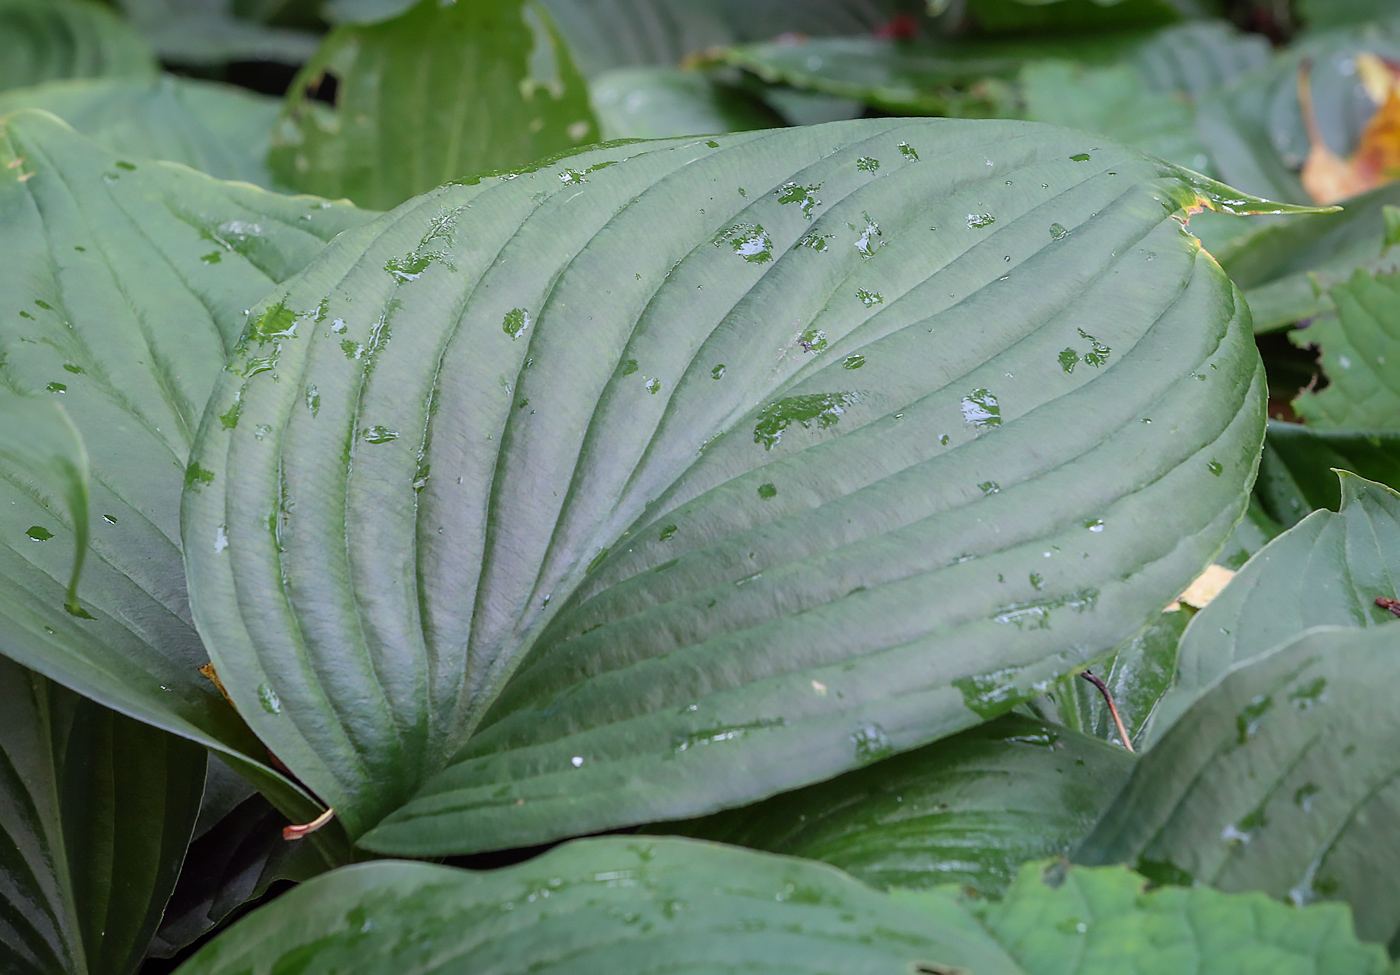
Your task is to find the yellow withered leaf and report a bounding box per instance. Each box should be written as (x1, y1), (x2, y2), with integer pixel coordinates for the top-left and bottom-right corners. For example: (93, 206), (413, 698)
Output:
(1167, 564), (1236, 612)
(1300, 53), (1400, 204)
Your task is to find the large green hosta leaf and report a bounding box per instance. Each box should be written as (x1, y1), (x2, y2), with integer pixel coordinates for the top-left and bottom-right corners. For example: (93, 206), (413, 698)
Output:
(0, 0), (155, 94)
(0, 655), (204, 975)
(657, 714), (1135, 897)
(185, 117), (1289, 853)
(269, 0), (600, 211)
(1152, 473), (1400, 740)
(1081, 624), (1400, 954)
(0, 76), (281, 187)
(0, 111), (374, 833)
(174, 838), (1392, 975)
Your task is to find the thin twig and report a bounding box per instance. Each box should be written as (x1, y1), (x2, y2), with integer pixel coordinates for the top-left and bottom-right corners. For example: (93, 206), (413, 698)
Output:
(1079, 670), (1135, 753)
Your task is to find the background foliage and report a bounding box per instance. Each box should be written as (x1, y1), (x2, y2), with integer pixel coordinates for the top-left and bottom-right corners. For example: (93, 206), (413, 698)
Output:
(0, 0), (1397, 972)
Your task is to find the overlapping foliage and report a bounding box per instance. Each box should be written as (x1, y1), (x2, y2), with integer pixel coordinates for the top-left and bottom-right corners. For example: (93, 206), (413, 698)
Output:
(0, 0), (1397, 972)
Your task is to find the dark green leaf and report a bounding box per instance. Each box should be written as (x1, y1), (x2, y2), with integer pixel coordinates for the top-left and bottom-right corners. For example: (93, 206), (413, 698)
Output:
(0, 655), (205, 975)
(175, 837), (1392, 975)
(718, 20), (1266, 123)
(177, 838), (1023, 975)
(269, 0), (600, 210)
(1257, 422), (1400, 526)
(0, 110), (374, 835)
(1011, 20), (1400, 211)
(1081, 624), (1400, 952)
(149, 789), (327, 958)
(1384, 204), (1400, 249)
(544, 0), (888, 79)
(0, 76), (281, 187)
(718, 31), (1159, 117)
(658, 714), (1135, 897)
(1217, 494), (1284, 567)
(967, 0), (1183, 33)
(185, 117), (1288, 853)
(1154, 473), (1400, 739)
(590, 67), (784, 140)
(111, 0), (319, 65)
(698, 0), (894, 43)
(190, 756), (258, 842)
(1292, 269), (1400, 430)
(0, 0), (155, 94)
(1298, 0), (1397, 31)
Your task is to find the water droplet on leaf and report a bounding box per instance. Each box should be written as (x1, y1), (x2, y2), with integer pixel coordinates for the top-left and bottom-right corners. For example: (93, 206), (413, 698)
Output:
(258, 683), (281, 714)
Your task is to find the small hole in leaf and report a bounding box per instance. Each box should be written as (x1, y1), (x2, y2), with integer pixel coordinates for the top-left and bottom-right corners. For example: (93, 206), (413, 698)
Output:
(307, 71), (340, 107)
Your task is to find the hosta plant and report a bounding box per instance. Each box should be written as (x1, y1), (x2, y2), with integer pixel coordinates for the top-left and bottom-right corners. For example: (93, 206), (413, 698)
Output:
(1, 0), (1398, 972)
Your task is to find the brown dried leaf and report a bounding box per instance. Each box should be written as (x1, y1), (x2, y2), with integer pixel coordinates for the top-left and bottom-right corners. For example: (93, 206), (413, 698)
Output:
(1300, 54), (1400, 204)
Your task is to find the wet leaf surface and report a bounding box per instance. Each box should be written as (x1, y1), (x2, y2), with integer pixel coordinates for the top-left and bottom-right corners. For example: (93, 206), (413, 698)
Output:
(186, 117), (1278, 854)
(174, 837), (1392, 975)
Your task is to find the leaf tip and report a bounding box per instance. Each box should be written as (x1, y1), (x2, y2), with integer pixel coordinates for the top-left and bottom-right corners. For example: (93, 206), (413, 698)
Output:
(1334, 468), (1400, 508)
